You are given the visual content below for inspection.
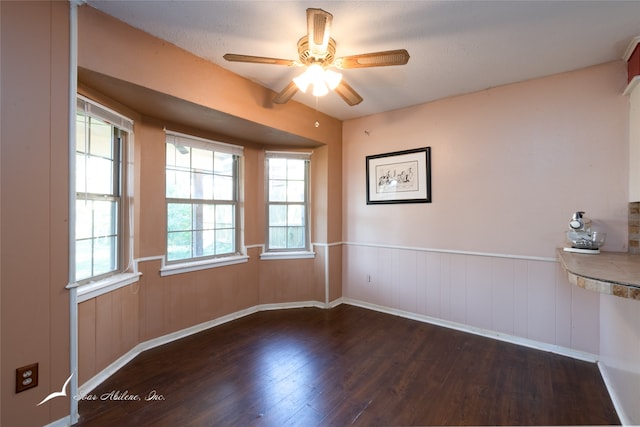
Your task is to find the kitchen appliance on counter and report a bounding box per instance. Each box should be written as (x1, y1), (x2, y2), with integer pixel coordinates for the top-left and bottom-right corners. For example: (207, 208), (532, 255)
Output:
(563, 211), (606, 254)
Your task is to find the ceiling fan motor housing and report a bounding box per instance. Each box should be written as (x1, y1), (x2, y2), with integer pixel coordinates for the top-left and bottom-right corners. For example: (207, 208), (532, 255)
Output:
(297, 36), (336, 66)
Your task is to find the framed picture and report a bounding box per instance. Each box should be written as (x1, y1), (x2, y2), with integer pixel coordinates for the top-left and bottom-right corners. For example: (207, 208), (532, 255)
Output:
(366, 147), (431, 204)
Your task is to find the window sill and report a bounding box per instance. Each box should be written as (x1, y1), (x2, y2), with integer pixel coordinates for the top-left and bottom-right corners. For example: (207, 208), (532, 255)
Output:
(72, 272), (142, 303)
(160, 254), (249, 277)
(260, 251), (316, 260)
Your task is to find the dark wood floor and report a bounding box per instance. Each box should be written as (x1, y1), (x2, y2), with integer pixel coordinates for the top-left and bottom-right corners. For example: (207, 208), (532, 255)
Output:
(75, 305), (619, 426)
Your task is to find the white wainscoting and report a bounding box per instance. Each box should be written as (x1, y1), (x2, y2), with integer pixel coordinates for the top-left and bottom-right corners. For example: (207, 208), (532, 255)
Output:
(342, 243), (601, 356)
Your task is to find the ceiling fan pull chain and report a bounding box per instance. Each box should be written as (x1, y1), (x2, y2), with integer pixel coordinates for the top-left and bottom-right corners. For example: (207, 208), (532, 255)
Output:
(314, 97), (320, 127)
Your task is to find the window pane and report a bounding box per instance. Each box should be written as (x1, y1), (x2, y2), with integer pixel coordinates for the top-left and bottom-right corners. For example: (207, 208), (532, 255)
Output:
(75, 239), (92, 281)
(269, 158), (287, 179)
(75, 200), (93, 240)
(76, 154), (114, 195)
(200, 230), (216, 256)
(202, 204), (216, 229)
(75, 153), (87, 193)
(93, 236), (117, 276)
(76, 115), (88, 154)
(269, 227), (287, 249)
(269, 205), (287, 226)
(287, 180), (304, 202)
(166, 170), (191, 199)
(215, 205), (234, 229)
(192, 147), (213, 173)
(168, 203), (191, 232)
(89, 118), (113, 158)
(214, 152), (233, 176)
(213, 175), (233, 200)
(269, 179), (286, 202)
(287, 204), (304, 226)
(165, 135), (239, 263)
(287, 227), (304, 248)
(86, 156), (114, 194)
(93, 200), (117, 237)
(287, 159), (305, 180)
(192, 172), (214, 200)
(192, 204), (205, 232)
(166, 143), (177, 167)
(168, 145), (191, 169)
(168, 231), (192, 261)
(215, 229), (234, 254)
(266, 156), (308, 251)
(74, 99), (127, 282)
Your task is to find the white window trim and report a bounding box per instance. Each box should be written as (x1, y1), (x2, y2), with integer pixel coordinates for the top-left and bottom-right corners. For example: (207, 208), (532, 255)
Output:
(259, 251), (315, 260)
(265, 151), (312, 254)
(78, 94), (134, 132)
(75, 272), (141, 303)
(74, 95), (134, 284)
(164, 130), (245, 265)
(165, 129), (243, 156)
(160, 254), (249, 276)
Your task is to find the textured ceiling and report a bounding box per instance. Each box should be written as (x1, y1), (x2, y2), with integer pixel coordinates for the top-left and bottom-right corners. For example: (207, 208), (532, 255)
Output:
(87, 1), (640, 121)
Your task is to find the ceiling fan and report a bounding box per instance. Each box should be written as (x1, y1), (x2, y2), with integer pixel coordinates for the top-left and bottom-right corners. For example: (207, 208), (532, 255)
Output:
(223, 8), (410, 106)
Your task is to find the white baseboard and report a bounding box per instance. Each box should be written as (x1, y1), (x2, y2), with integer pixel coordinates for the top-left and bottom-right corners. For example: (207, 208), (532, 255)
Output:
(80, 296), (602, 407)
(79, 300), (335, 395)
(341, 298), (599, 363)
(43, 416), (71, 427)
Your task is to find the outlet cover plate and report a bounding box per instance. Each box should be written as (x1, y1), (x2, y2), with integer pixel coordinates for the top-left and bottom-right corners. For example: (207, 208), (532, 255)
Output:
(16, 363), (38, 393)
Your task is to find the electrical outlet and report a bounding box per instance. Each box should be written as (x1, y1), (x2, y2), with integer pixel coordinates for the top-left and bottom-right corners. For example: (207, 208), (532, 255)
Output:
(16, 363), (38, 393)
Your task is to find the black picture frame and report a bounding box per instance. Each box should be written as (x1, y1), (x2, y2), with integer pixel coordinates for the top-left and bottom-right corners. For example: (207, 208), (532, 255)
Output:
(366, 147), (431, 204)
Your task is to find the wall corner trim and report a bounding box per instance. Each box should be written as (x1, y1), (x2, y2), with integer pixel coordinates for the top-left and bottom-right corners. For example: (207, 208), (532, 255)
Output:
(623, 36), (640, 62)
(598, 362), (631, 426)
(623, 75), (640, 96)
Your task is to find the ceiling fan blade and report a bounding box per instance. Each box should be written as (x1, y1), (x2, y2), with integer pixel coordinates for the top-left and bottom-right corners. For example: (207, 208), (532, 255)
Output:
(307, 8), (333, 58)
(334, 80), (363, 106)
(223, 53), (297, 67)
(273, 81), (299, 104)
(335, 49), (410, 69)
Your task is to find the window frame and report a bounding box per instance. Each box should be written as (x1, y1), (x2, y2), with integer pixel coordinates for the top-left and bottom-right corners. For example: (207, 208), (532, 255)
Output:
(74, 96), (133, 285)
(264, 151), (312, 254)
(164, 130), (244, 266)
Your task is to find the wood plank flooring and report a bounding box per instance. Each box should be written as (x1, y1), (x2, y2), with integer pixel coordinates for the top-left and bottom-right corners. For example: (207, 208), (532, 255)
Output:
(75, 305), (619, 426)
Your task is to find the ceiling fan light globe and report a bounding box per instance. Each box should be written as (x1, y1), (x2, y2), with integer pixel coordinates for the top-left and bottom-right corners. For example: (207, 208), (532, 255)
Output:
(294, 63), (325, 93)
(293, 73), (311, 93)
(324, 69), (342, 90)
(307, 63), (324, 80)
(312, 82), (329, 97)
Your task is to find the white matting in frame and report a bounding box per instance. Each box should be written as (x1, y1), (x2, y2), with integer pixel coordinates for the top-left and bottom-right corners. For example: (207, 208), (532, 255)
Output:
(366, 147), (431, 204)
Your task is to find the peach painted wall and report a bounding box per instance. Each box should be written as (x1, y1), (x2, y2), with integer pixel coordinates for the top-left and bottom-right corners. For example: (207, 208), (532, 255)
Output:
(343, 62), (628, 258)
(75, 106), (321, 382)
(343, 61), (638, 421)
(75, 4), (344, 389)
(1, 1), (70, 426)
(77, 6), (341, 148)
(136, 258), (260, 344)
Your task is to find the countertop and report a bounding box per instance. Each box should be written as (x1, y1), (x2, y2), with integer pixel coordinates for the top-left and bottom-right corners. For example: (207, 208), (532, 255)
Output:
(557, 249), (640, 300)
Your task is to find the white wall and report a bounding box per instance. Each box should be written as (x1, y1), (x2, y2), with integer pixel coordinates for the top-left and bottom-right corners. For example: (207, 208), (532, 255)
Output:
(342, 61), (639, 423)
(629, 82), (640, 201)
(344, 245), (600, 355)
(599, 294), (640, 424)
